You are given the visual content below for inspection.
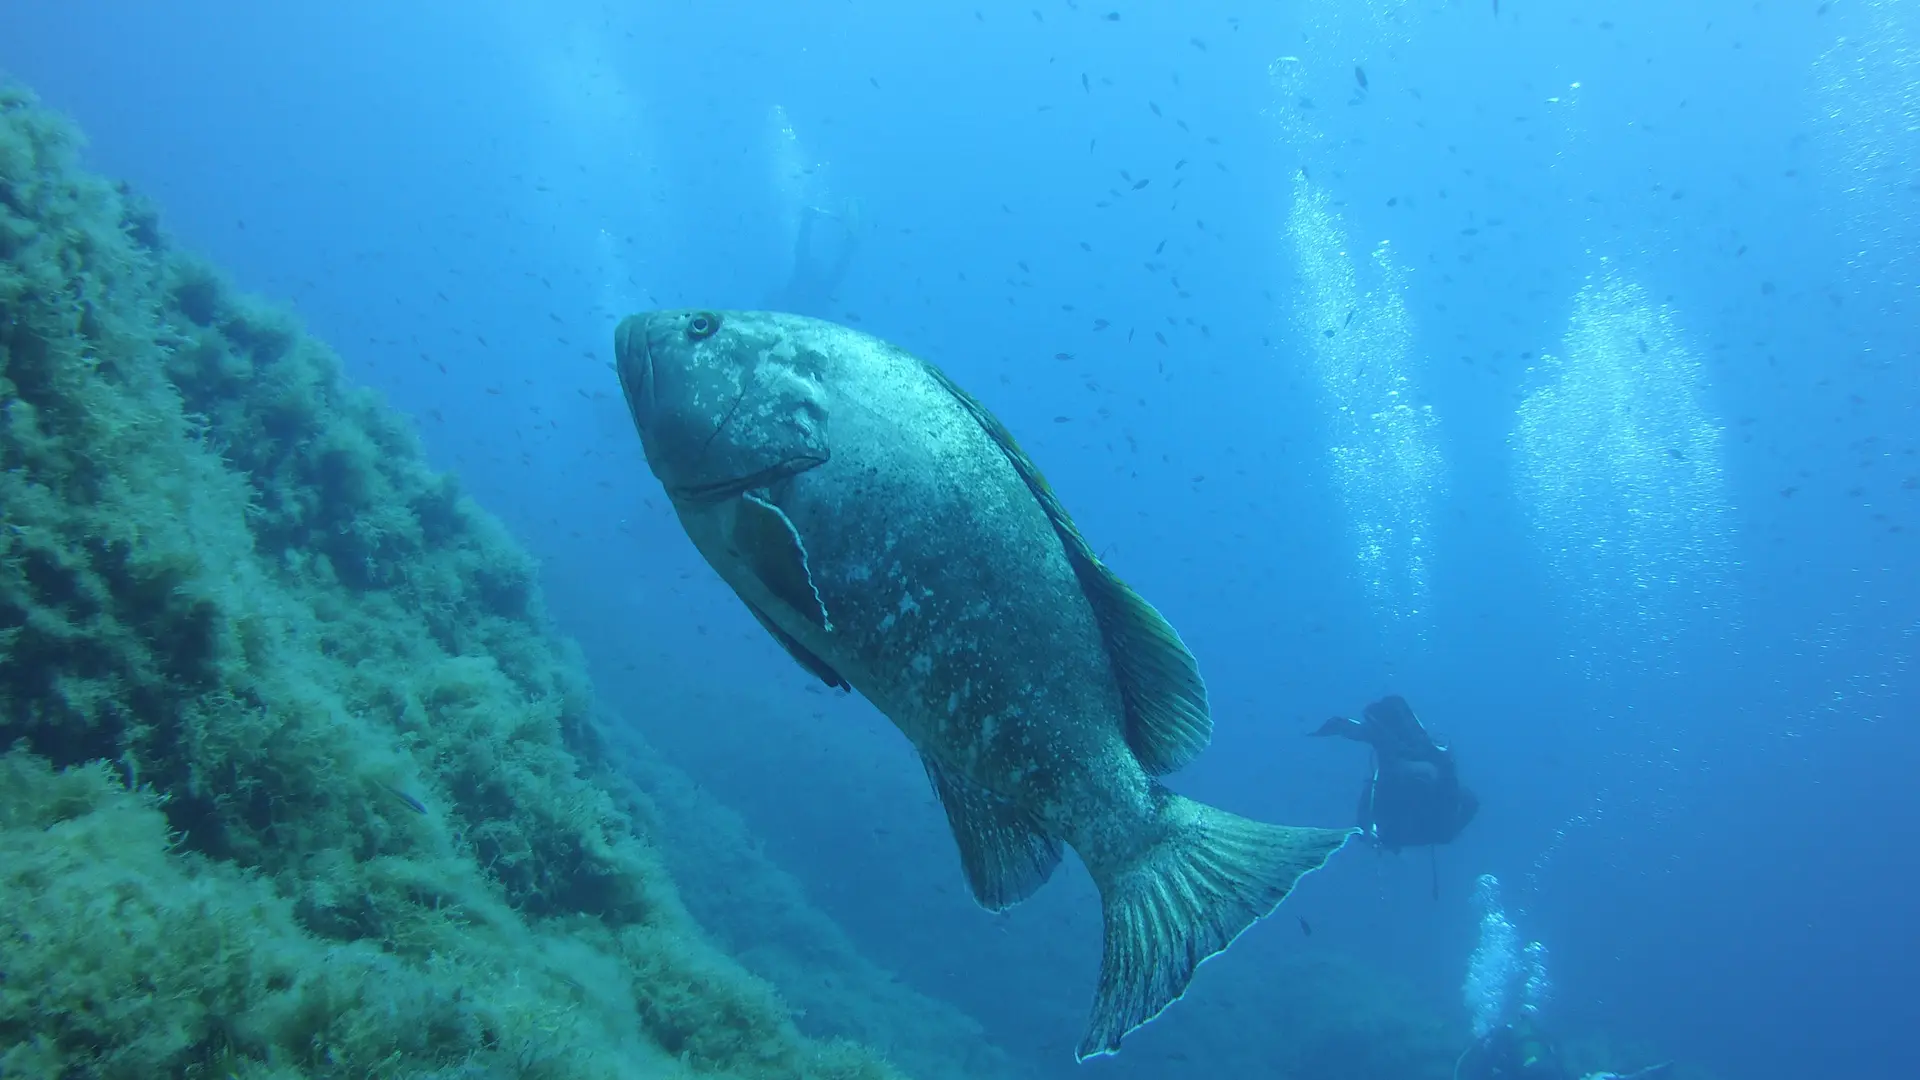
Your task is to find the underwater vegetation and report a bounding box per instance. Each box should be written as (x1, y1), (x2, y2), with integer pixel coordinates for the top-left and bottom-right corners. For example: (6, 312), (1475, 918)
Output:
(0, 81), (926, 1080)
(604, 724), (1030, 1080)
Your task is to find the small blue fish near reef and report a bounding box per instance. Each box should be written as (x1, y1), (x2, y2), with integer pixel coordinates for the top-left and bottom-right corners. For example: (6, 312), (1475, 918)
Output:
(614, 308), (1355, 1059)
(379, 781), (428, 814)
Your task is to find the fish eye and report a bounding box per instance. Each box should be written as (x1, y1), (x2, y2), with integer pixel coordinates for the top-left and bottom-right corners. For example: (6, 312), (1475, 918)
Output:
(686, 312), (720, 341)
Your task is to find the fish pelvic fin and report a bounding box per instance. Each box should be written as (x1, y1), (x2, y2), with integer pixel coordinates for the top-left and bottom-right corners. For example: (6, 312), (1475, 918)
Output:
(1075, 793), (1357, 1061)
(924, 754), (1063, 911)
(741, 599), (847, 691)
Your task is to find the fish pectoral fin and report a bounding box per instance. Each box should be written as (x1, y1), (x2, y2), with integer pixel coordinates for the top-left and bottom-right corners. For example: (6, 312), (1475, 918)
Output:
(922, 754), (1062, 912)
(742, 600), (849, 691)
(918, 361), (1211, 776)
(732, 490), (832, 631)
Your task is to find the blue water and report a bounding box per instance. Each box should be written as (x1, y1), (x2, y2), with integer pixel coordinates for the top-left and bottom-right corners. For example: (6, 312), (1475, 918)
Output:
(5, 2), (1914, 1077)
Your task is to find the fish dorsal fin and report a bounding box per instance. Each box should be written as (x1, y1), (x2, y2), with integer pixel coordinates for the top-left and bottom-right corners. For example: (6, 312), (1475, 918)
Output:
(919, 361), (1211, 774)
(922, 753), (1062, 911)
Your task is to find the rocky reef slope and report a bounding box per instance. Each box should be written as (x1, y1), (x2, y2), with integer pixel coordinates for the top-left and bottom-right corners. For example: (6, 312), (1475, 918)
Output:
(0, 82), (917, 1080)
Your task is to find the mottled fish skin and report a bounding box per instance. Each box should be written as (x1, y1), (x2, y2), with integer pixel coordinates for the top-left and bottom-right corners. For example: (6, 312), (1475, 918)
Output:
(620, 309), (1156, 864)
(616, 308), (1353, 1059)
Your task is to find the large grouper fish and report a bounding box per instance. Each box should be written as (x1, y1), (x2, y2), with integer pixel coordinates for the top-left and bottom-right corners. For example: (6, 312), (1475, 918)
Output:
(614, 308), (1356, 1060)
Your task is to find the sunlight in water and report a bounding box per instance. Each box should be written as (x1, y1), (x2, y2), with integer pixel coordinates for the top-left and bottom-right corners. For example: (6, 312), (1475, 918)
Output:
(1287, 176), (1444, 637)
(1513, 263), (1732, 667)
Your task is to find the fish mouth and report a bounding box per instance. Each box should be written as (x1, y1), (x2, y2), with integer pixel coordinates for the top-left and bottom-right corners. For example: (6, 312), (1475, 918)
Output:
(614, 316), (655, 430)
(621, 309), (828, 505)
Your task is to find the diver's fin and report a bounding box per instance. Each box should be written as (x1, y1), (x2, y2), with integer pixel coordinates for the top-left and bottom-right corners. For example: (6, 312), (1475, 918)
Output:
(741, 600), (848, 691)
(923, 754), (1063, 912)
(1078, 792), (1356, 1062)
(733, 491), (832, 631)
(1309, 715), (1366, 739)
(921, 363), (1210, 775)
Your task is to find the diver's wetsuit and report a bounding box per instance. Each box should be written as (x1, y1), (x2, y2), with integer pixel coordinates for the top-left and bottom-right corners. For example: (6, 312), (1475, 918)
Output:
(1312, 695), (1479, 851)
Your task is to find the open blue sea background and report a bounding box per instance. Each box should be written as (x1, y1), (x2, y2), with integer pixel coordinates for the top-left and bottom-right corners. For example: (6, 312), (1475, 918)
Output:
(4, 2), (1914, 1078)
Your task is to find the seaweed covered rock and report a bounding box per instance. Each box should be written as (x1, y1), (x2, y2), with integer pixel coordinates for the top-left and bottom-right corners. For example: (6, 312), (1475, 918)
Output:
(0, 82), (914, 1080)
(607, 722), (1030, 1080)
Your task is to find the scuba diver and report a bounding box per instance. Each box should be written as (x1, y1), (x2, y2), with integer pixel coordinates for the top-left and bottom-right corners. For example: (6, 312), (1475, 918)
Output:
(766, 196), (863, 317)
(1311, 694), (1479, 852)
(1455, 874), (1675, 1080)
(1454, 1015), (1572, 1080)
(1454, 1019), (1674, 1080)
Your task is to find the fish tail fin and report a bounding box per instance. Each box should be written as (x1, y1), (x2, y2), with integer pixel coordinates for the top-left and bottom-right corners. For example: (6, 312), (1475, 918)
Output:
(1077, 794), (1355, 1061)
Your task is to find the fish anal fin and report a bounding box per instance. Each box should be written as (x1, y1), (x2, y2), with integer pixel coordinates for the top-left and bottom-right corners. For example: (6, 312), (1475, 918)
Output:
(923, 754), (1062, 912)
(919, 361), (1211, 774)
(732, 490), (833, 632)
(741, 600), (848, 691)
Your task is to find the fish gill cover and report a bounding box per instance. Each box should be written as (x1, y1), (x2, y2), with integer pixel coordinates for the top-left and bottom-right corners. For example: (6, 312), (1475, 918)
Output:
(0, 81), (989, 1080)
